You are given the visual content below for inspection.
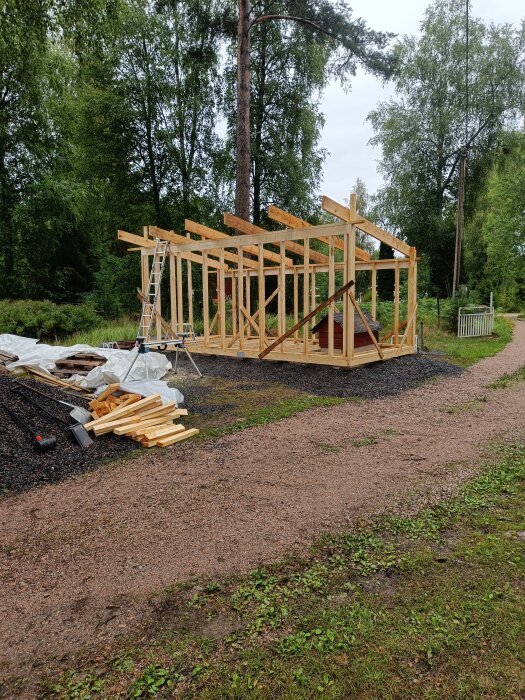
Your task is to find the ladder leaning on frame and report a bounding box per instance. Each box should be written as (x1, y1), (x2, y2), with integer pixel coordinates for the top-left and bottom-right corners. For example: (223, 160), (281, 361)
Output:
(123, 237), (202, 380)
(138, 237), (169, 341)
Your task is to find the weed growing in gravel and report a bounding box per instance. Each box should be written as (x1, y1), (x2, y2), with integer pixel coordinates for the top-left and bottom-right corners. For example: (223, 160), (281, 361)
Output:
(440, 396), (488, 414)
(352, 435), (378, 447)
(487, 364), (525, 389)
(316, 441), (342, 453)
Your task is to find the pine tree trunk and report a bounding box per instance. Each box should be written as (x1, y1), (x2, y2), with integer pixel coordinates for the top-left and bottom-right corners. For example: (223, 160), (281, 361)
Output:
(235, 0), (251, 221)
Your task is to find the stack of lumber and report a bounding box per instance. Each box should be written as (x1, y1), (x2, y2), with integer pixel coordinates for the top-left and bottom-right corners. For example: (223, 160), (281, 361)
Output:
(21, 365), (88, 392)
(85, 383), (198, 448)
(0, 350), (18, 366)
(51, 352), (106, 379)
(0, 350), (17, 375)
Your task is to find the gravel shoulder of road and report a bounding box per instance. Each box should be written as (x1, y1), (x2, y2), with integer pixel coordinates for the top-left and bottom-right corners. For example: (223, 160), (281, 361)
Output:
(1, 323), (524, 686)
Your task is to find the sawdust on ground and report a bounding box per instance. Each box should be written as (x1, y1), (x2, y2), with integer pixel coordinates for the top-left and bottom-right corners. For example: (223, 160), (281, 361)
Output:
(1, 321), (525, 680)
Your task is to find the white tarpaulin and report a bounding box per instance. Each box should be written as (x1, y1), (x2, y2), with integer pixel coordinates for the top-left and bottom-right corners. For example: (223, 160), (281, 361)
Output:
(96, 380), (184, 406)
(0, 333), (172, 388)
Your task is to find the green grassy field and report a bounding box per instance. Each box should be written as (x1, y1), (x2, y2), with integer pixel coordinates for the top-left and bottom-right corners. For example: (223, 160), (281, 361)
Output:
(31, 438), (525, 700)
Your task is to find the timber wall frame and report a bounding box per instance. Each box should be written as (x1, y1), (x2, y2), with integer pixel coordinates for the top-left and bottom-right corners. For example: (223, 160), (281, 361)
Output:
(118, 193), (418, 369)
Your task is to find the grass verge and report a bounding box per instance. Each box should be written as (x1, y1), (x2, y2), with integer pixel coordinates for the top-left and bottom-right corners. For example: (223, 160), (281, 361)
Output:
(424, 317), (514, 367)
(28, 439), (525, 700)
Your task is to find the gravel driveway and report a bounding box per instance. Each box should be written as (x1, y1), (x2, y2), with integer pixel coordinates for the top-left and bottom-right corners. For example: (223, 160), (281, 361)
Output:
(1, 322), (524, 682)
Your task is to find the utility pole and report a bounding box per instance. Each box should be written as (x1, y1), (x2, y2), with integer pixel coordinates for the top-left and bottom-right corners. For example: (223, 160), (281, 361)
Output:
(452, 146), (466, 296)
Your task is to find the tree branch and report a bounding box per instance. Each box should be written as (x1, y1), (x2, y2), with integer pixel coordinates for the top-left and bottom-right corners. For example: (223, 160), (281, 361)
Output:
(250, 14), (335, 41)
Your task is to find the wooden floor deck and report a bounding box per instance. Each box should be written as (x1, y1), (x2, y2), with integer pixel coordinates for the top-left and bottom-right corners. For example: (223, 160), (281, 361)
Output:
(189, 336), (415, 368)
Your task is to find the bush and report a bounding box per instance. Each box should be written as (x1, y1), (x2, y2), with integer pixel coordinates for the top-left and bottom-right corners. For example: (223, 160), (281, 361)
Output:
(0, 300), (100, 340)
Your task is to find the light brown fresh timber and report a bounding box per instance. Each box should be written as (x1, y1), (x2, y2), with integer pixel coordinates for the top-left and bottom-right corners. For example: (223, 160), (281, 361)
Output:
(267, 204), (371, 262)
(85, 394), (162, 430)
(96, 383), (120, 403)
(118, 230), (228, 271)
(186, 219), (287, 267)
(129, 420), (184, 439)
(223, 213), (326, 265)
(113, 415), (179, 436)
(321, 196), (413, 258)
(348, 290), (384, 360)
(22, 366), (85, 391)
(135, 424), (186, 441)
(259, 279), (355, 359)
(155, 428), (200, 447)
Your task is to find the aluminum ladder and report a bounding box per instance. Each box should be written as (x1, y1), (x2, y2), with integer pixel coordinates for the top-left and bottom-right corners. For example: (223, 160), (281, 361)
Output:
(137, 238), (169, 340)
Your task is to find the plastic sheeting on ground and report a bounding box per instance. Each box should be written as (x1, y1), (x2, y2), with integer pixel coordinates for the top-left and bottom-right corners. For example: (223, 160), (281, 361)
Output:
(96, 380), (184, 406)
(0, 334), (172, 388)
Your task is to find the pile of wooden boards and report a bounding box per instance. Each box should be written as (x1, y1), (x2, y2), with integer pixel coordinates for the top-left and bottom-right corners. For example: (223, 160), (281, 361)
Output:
(0, 349), (18, 366)
(0, 350), (17, 376)
(51, 352), (106, 379)
(85, 383), (198, 448)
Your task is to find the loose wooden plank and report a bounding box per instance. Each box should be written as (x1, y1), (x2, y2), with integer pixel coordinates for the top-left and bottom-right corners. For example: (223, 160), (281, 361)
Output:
(95, 383), (120, 403)
(112, 415), (179, 436)
(155, 428), (200, 447)
(134, 424), (186, 441)
(85, 394), (162, 430)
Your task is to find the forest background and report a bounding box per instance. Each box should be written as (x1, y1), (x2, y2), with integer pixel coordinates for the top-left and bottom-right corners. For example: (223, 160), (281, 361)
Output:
(1, 0), (524, 327)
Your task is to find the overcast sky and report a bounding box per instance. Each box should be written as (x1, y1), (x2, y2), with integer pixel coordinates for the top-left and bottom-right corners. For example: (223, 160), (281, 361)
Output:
(320, 0), (525, 203)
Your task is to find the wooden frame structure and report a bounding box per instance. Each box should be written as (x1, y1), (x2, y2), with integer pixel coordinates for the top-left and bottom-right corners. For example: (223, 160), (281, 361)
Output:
(118, 194), (418, 369)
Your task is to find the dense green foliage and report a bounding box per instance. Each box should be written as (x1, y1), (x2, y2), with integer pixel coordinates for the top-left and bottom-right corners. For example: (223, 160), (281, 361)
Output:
(0, 300), (99, 340)
(369, 0), (525, 297)
(464, 131), (525, 310)
(0, 0), (394, 315)
(1, 0), (524, 317)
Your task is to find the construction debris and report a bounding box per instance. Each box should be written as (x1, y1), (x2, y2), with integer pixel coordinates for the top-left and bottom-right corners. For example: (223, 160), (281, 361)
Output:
(0, 349), (18, 367)
(86, 384), (198, 448)
(0, 333), (172, 388)
(51, 352), (107, 378)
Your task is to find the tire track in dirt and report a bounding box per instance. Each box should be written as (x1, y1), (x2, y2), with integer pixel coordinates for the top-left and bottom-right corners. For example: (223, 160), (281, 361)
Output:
(1, 321), (525, 676)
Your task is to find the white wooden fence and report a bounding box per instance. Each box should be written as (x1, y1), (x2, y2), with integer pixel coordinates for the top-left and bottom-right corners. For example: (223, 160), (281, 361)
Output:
(457, 306), (494, 338)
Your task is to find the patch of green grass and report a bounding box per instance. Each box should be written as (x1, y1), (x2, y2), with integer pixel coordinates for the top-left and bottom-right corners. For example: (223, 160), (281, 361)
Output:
(190, 393), (346, 440)
(440, 396), (488, 415)
(316, 441), (342, 454)
(352, 435), (378, 447)
(54, 318), (138, 347)
(424, 317), (513, 367)
(31, 440), (525, 700)
(488, 365), (525, 390)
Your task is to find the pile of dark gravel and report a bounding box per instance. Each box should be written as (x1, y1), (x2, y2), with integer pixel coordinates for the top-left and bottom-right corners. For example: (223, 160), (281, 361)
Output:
(0, 377), (132, 495)
(170, 351), (463, 399)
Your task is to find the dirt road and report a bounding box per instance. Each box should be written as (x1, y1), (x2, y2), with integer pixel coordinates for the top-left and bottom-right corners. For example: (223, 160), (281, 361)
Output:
(1, 321), (524, 678)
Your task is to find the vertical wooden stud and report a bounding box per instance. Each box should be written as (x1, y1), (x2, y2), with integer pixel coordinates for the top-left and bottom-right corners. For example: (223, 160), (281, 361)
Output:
(328, 236), (335, 358)
(279, 242), (286, 352)
(303, 239), (310, 354)
(394, 261), (400, 344)
(371, 266), (377, 321)
(238, 247), (244, 350)
(310, 270), (316, 329)
(293, 268), (299, 341)
(258, 244), (265, 351)
(186, 231), (194, 327)
(231, 272), (237, 337)
(245, 271), (251, 338)
(169, 252), (177, 336)
(176, 253), (183, 333)
(219, 250), (226, 347)
(202, 251), (209, 346)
